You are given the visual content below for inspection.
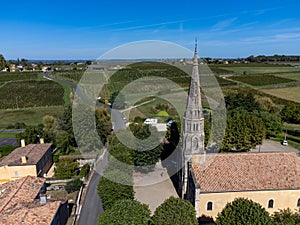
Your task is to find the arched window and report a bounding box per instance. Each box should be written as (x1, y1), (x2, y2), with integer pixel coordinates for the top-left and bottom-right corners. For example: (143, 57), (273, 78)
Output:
(207, 202), (213, 211)
(192, 137), (198, 151)
(297, 198), (300, 207)
(268, 199), (274, 208)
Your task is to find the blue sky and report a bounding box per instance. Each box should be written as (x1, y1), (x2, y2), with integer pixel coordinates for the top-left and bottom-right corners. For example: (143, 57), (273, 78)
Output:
(0, 0), (300, 59)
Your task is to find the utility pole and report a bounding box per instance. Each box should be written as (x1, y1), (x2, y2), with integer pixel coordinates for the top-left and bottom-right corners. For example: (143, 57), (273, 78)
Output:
(15, 96), (19, 109)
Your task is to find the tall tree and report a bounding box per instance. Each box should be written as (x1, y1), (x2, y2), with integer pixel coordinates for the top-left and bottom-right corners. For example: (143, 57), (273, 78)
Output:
(272, 208), (300, 225)
(225, 93), (261, 112)
(281, 103), (300, 124)
(215, 198), (273, 225)
(130, 123), (162, 172)
(97, 170), (134, 210)
(43, 115), (58, 143)
(98, 199), (151, 225)
(54, 158), (79, 179)
(221, 111), (266, 152)
(17, 125), (44, 145)
(0, 54), (7, 70)
(152, 196), (198, 225)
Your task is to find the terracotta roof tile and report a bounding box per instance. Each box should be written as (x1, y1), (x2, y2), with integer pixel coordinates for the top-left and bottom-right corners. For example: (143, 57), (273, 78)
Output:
(0, 143), (52, 166)
(192, 152), (300, 193)
(0, 176), (65, 225)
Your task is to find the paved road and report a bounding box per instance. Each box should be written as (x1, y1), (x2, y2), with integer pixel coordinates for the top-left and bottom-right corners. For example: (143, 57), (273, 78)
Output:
(77, 150), (109, 225)
(44, 72), (126, 131)
(251, 139), (299, 155)
(0, 129), (25, 133)
(44, 72), (125, 225)
(0, 130), (24, 146)
(0, 138), (17, 146)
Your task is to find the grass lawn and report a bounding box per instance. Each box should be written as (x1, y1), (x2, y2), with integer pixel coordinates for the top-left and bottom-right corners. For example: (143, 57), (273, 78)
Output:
(156, 110), (169, 117)
(0, 132), (19, 138)
(262, 86), (300, 103)
(0, 106), (64, 128)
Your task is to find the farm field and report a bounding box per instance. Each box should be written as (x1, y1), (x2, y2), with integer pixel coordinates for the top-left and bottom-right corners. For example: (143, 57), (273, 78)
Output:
(0, 71), (43, 83)
(217, 66), (300, 75)
(262, 86), (300, 103)
(0, 80), (64, 109)
(52, 70), (84, 84)
(0, 71), (68, 128)
(228, 75), (296, 86)
(0, 106), (64, 128)
(275, 72), (300, 82)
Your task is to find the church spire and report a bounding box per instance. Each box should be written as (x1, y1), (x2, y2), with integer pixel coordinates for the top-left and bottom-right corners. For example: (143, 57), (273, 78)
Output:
(181, 39), (205, 195)
(193, 38), (198, 63)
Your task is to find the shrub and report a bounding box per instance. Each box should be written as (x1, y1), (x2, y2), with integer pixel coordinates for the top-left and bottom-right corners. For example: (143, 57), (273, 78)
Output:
(215, 198), (273, 225)
(152, 196), (198, 225)
(98, 199), (151, 225)
(65, 178), (83, 193)
(79, 163), (91, 178)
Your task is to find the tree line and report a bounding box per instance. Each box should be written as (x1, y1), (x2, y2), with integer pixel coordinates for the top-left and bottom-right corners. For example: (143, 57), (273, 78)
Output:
(204, 93), (283, 152)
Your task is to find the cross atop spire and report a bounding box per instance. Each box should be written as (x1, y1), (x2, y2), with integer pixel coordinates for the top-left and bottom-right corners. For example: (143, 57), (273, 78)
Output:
(193, 37), (198, 63)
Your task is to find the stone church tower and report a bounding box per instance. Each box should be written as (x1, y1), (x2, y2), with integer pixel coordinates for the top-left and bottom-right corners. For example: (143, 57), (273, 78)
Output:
(182, 40), (205, 195)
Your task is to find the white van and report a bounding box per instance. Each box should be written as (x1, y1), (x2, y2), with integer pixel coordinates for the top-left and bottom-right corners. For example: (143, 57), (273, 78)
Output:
(144, 118), (158, 125)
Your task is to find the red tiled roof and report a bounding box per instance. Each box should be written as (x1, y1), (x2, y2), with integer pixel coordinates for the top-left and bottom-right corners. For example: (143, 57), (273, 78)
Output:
(0, 176), (45, 213)
(0, 176), (65, 225)
(192, 152), (300, 193)
(0, 143), (52, 166)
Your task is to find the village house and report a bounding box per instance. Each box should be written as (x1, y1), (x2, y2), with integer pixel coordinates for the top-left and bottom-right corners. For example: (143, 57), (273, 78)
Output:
(181, 42), (300, 219)
(0, 176), (68, 225)
(186, 152), (300, 218)
(0, 142), (53, 184)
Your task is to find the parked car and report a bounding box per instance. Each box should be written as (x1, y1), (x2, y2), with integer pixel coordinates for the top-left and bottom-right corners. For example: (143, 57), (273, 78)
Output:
(281, 140), (288, 146)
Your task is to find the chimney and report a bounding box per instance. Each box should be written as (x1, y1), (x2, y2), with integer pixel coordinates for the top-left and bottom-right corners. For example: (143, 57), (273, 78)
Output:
(40, 138), (44, 144)
(40, 194), (47, 205)
(21, 139), (25, 147)
(21, 156), (27, 164)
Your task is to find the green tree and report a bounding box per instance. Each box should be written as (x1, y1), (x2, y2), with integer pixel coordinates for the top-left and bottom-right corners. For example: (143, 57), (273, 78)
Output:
(221, 112), (266, 152)
(0, 54), (7, 70)
(110, 91), (126, 109)
(54, 158), (79, 179)
(0, 146), (17, 159)
(130, 123), (162, 172)
(152, 196), (198, 225)
(17, 125), (44, 145)
(55, 130), (74, 155)
(97, 170), (134, 210)
(272, 208), (300, 225)
(256, 96), (280, 113)
(254, 111), (283, 138)
(43, 115), (58, 143)
(56, 105), (77, 147)
(98, 199), (151, 225)
(65, 178), (83, 193)
(225, 93), (261, 112)
(281, 103), (300, 124)
(95, 106), (112, 145)
(215, 198), (273, 225)
(161, 121), (180, 160)
(79, 163), (90, 178)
